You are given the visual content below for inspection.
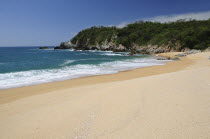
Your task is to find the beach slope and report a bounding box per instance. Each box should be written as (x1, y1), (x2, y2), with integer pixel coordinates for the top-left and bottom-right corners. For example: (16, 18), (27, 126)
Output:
(0, 52), (210, 138)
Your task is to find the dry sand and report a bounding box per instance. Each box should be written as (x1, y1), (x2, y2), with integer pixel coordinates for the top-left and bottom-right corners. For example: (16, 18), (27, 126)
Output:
(0, 52), (209, 139)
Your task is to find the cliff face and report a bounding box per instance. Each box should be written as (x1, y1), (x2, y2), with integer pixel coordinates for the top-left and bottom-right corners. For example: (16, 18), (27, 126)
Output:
(72, 40), (127, 52)
(56, 40), (185, 54)
(131, 41), (185, 54)
(56, 35), (185, 53)
(56, 37), (185, 54)
(57, 20), (210, 54)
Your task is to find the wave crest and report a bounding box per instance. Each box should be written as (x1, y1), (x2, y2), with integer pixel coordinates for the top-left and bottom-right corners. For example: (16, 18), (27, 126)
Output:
(0, 57), (169, 89)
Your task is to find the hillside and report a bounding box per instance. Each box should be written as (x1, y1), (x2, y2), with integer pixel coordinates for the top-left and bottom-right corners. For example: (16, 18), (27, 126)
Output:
(58, 19), (210, 54)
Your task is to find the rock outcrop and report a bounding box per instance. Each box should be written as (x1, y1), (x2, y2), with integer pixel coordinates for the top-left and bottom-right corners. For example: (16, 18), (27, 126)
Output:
(57, 39), (203, 55)
(56, 40), (127, 52)
(39, 47), (49, 49)
(54, 41), (75, 49)
(175, 50), (201, 57)
(56, 40), (186, 54)
(156, 56), (180, 61)
(131, 41), (184, 54)
(204, 47), (210, 52)
(60, 20), (210, 53)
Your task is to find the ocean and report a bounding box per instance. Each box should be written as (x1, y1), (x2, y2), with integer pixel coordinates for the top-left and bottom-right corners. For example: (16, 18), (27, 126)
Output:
(0, 47), (169, 89)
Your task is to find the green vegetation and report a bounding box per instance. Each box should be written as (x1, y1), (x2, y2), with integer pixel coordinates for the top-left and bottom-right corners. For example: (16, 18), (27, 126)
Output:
(71, 19), (210, 50)
(71, 26), (118, 47)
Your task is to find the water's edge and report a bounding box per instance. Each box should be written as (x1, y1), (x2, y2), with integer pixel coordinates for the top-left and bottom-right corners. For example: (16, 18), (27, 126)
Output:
(0, 48), (171, 90)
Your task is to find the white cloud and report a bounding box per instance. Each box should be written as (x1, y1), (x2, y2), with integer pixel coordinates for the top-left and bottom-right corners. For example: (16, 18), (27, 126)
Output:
(146, 11), (210, 23)
(116, 11), (210, 28)
(116, 22), (130, 28)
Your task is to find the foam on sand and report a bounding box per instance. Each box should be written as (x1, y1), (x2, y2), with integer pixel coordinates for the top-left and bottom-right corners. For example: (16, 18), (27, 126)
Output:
(0, 57), (169, 89)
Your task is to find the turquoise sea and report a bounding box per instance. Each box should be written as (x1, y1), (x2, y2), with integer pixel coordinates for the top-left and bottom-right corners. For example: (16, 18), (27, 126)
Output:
(0, 47), (169, 89)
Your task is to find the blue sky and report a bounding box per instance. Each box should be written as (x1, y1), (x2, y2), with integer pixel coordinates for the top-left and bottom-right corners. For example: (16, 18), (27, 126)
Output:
(0, 0), (210, 46)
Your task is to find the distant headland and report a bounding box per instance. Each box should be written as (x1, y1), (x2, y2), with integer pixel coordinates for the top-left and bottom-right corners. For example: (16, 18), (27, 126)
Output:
(55, 19), (210, 54)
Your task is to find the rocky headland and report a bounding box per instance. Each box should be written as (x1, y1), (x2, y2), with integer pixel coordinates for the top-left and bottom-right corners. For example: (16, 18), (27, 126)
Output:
(55, 20), (210, 54)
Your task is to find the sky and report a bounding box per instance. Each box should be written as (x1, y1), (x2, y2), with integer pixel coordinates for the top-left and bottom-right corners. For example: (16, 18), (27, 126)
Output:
(0, 0), (210, 46)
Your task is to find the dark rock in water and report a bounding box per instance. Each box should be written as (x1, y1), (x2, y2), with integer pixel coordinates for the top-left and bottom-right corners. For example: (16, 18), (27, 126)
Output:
(128, 52), (135, 56)
(91, 47), (99, 50)
(156, 56), (180, 61)
(54, 46), (71, 49)
(175, 53), (187, 57)
(156, 57), (170, 60)
(157, 57), (169, 60)
(128, 48), (137, 56)
(39, 47), (49, 49)
(54, 41), (75, 49)
(170, 57), (180, 60)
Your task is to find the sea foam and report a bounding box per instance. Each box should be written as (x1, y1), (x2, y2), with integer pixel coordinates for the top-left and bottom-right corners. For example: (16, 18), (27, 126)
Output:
(0, 57), (170, 89)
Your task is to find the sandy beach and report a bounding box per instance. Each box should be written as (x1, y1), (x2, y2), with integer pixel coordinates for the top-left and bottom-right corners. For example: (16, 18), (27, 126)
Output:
(0, 52), (209, 138)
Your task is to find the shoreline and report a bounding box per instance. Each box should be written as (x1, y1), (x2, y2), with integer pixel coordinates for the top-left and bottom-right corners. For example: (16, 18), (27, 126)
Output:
(0, 52), (192, 104)
(0, 51), (209, 138)
(0, 51), (169, 91)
